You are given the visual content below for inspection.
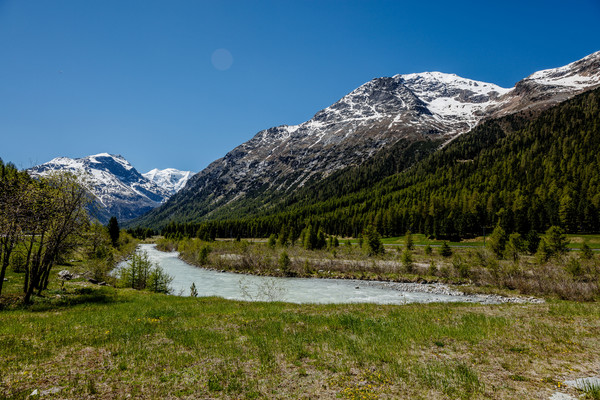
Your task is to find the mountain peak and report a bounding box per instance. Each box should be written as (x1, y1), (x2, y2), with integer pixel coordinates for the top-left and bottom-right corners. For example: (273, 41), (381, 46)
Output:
(524, 51), (600, 90)
(29, 154), (172, 223)
(143, 168), (194, 196)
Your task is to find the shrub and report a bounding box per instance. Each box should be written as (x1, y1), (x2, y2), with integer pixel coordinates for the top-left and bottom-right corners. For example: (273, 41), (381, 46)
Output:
(148, 265), (173, 294)
(428, 260), (437, 276)
(536, 239), (552, 263)
(452, 256), (470, 279)
(565, 257), (583, 278)
(10, 251), (26, 273)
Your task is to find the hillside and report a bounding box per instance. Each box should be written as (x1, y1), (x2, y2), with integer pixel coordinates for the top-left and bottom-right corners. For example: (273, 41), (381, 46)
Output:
(161, 87), (600, 239)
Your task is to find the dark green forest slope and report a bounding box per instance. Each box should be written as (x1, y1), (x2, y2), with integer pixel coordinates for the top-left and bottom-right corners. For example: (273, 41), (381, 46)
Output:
(154, 88), (600, 240)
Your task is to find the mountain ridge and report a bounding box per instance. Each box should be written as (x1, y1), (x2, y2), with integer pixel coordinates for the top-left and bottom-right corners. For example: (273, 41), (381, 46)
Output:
(29, 153), (189, 223)
(136, 51), (600, 228)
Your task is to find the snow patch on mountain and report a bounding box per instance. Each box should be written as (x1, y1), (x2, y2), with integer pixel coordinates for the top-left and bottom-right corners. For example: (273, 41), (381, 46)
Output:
(526, 51), (600, 89)
(143, 168), (194, 195)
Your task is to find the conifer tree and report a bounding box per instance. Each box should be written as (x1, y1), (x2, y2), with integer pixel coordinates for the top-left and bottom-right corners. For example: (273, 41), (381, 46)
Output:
(363, 225), (384, 256)
(439, 241), (452, 257)
(107, 217), (120, 247)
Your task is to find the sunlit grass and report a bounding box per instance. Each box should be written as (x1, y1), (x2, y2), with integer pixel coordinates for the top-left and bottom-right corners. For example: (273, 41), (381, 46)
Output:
(1, 286), (600, 398)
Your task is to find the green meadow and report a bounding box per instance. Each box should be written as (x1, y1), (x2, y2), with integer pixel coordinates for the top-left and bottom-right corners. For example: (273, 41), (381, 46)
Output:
(2, 280), (600, 399)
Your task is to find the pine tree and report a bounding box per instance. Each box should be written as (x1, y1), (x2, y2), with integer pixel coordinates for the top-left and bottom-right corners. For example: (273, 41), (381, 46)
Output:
(580, 241), (593, 260)
(525, 230), (540, 255)
(107, 216), (120, 247)
(404, 230), (414, 250)
(439, 242), (452, 257)
(401, 248), (413, 273)
(545, 226), (569, 256)
(504, 233), (525, 262)
(487, 225), (508, 258)
(363, 225), (384, 256)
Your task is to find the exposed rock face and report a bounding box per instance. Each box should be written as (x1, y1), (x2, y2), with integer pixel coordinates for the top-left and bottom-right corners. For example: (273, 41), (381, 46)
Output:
(29, 153), (171, 223)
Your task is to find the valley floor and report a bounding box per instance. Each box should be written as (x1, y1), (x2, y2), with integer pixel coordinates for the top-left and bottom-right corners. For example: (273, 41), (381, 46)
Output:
(1, 284), (599, 399)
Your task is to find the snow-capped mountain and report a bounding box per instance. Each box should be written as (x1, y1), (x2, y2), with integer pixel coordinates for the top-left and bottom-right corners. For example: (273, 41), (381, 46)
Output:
(488, 51), (600, 117)
(134, 51), (600, 226)
(143, 168), (194, 196)
(29, 153), (172, 223)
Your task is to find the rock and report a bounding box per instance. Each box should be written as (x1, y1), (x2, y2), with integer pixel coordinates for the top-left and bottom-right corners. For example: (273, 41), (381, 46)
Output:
(564, 376), (600, 390)
(98, 281), (108, 286)
(88, 278), (99, 284)
(40, 387), (64, 395)
(57, 270), (73, 280)
(549, 393), (576, 400)
(30, 389), (38, 396)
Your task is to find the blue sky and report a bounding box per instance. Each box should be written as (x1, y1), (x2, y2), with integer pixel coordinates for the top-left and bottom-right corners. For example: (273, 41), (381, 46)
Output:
(1, 0), (599, 173)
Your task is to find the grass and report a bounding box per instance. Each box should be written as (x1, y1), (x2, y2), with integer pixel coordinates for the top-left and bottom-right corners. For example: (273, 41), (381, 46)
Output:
(583, 384), (600, 400)
(1, 284), (600, 399)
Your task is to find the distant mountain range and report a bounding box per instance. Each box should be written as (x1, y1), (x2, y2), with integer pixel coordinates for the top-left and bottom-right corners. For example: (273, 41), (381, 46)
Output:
(136, 51), (600, 228)
(29, 153), (192, 223)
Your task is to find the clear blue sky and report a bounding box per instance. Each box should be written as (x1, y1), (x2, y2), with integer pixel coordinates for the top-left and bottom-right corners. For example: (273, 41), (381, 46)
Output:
(1, 0), (599, 173)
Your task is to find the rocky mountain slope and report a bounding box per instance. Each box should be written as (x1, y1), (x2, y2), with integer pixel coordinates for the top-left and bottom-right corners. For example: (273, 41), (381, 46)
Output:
(29, 153), (182, 223)
(143, 168), (194, 196)
(136, 51), (600, 227)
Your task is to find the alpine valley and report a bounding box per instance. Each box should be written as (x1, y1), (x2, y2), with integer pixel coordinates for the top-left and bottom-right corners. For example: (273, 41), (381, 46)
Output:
(29, 153), (193, 223)
(135, 51), (600, 237)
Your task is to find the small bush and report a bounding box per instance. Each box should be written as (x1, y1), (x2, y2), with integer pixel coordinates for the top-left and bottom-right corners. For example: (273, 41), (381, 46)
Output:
(452, 256), (470, 279)
(565, 257), (583, 278)
(581, 242), (594, 260)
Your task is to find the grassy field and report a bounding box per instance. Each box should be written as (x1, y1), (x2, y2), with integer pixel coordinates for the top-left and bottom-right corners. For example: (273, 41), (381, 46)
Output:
(1, 281), (600, 399)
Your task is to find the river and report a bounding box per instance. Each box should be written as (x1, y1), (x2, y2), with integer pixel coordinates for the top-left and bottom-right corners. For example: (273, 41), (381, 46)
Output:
(128, 244), (505, 305)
